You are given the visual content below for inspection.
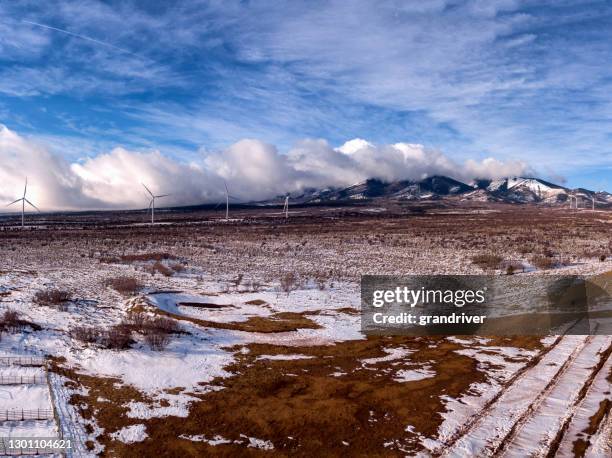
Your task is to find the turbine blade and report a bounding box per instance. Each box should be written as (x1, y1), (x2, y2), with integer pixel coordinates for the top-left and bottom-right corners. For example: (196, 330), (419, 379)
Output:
(24, 198), (40, 212)
(155, 194), (170, 198)
(7, 198), (22, 207)
(23, 177), (28, 198)
(142, 183), (154, 197)
(224, 180), (228, 194)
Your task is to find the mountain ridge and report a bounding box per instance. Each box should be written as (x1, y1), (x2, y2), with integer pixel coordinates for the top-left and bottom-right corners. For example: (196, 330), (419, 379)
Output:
(262, 176), (612, 207)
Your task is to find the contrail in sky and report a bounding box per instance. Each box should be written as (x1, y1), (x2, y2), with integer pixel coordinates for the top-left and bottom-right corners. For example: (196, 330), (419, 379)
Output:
(22, 20), (133, 55)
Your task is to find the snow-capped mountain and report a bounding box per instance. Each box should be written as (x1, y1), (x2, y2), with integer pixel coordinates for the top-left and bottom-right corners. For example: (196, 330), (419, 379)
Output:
(474, 177), (611, 206)
(262, 176), (611, 207)
(298, 176), (472, 203)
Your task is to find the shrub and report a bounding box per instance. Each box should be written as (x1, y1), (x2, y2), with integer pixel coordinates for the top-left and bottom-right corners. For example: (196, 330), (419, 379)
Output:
(313, 273), (328, 290)
(146, 262), (173, 277)
(145, 316), (180, 334)
(122, 314), (179, 350)
(123, 312), (148, 330)
(120, 253), (176, 262)
(600, 254), (607, 262)
(531, 255), (556, 270)
(34, 289), (72, 310)
(1, 309), (22, 332)
(71, 325), (132, 350)
(280, 272), (299, 293)
(144, 331), (170, 351)
(107, 277), (142, 296)
(232, 274), (244, 289)
(506, 265), (515, 275)
(71, 326), (99, 344)
(100, 325), (132, 350)
(248, 280), (262, 292)
(471, 254), (503, 271)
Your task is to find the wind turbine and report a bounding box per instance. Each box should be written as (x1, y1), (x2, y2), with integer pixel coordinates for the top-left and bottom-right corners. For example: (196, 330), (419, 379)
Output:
(222, 181), (240, 220)
(142, 183), (169, 225)
(282, 194), (289, 219)
(7, 177), (39, 228)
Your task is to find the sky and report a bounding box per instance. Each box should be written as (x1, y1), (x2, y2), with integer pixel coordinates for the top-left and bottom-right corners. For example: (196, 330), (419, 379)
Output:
(0, 0), (611, 210)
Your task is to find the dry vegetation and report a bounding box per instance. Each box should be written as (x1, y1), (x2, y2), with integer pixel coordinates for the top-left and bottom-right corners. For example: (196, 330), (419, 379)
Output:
(0, 308), (40, 335)
(51, 335), (546, 457)
(106, 276), (143, 296)
(1, 204), (609, 283)
(471, 253), (504, 271)
(34, 288), (72, 310)
(0, 203), (610, 456)
(71, 313), (181, 351)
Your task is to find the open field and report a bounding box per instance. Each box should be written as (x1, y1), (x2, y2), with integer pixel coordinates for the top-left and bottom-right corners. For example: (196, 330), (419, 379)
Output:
(0, 203), (610, 457)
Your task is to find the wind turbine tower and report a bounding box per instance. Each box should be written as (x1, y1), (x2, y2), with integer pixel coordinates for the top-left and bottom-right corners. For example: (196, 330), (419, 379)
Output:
(7, 177), (39, 228)
(142, 183), (169, 225)
(283, 195), (289, 219)
(224, 181), (229, 220)
(222, 181), (240, 221)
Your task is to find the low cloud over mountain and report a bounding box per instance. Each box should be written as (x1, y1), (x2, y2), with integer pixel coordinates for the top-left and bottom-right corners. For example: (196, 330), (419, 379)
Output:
(0, 125), (530, 211)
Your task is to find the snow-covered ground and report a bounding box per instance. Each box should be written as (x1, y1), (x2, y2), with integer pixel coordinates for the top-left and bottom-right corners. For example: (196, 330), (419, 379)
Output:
(0, 265), (365, 448)
(0, 207), (610, 456)
(4, 260), (610, 456)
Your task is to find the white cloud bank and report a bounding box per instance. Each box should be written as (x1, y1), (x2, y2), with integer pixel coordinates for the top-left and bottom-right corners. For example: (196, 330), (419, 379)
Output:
(0, 125), (529, 211)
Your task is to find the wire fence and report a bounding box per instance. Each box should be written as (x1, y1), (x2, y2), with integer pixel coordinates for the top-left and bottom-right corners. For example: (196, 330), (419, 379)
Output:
(0, 409), (54, 422)
(0, 351), (88, 456)
(0, 375), (47, 385)
(0, 357), (46, 367)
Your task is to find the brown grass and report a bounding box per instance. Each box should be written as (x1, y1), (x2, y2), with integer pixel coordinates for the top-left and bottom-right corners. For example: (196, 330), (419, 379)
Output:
(57, 335), (545, 456)
(129, 300), (320, 334)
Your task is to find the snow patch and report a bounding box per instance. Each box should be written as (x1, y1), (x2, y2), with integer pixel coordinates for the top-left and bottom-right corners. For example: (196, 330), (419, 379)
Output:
(111, 424), (148, 444)
(394, 367), (435, 382)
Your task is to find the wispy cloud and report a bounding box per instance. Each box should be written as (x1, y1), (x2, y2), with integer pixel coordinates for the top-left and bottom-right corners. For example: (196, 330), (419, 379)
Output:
(0, 1), (610, 190)
(21, 20), (133, 55)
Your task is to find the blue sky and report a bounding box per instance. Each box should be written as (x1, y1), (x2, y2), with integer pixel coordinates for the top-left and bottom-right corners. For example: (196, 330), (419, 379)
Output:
(1, 0), (611, 191)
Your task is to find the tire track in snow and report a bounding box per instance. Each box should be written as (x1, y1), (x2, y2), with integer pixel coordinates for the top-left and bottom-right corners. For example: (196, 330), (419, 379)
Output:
(438, 334), (591, 457)
(496, 335), (612, 457)
(544, 339), (612, 457)
(425, 334), (567, 455)
(48, 371), (92, 457)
